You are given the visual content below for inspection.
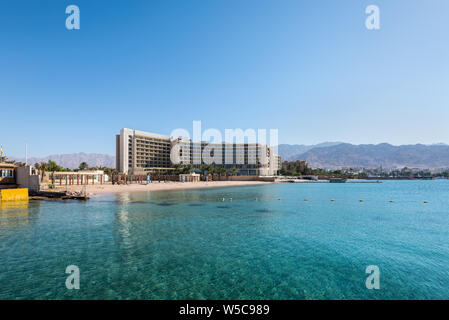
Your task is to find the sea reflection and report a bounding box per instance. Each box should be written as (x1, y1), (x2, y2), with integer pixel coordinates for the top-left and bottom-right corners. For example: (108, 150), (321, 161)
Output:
(0, 201), (31, 229)
(114, 193), (132, 248)
(2, 182), (449, 299)
(110, 185), (280, 241)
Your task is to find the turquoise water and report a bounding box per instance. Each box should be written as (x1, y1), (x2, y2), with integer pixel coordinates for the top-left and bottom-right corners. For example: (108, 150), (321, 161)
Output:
(1, 181), (449, 299)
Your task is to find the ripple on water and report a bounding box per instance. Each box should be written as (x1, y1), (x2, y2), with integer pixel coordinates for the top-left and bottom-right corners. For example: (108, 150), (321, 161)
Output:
(155, 202), (176, 207)
(1, 181), (449, 299)
(255, 209), (272, 213)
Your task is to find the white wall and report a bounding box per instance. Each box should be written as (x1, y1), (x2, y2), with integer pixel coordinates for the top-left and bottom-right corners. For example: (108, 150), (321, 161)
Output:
(16, 165), (40, 192)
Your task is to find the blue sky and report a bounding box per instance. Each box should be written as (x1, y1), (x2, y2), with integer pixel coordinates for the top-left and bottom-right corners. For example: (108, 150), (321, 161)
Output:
(1, 0), (448, 157)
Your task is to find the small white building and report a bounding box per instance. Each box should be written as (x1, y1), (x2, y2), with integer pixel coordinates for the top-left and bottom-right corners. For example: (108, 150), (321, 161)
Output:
(50, 170), (109, 185)
(179, 173), (200, 182)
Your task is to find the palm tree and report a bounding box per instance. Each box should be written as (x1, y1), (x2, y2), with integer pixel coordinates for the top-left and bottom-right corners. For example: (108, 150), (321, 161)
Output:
(103, 167), (117, 177)
(173, 163), (183, 175)
(231, 167), (239, 176)
(35, 161), (49, 182)
(207, 165), (216, 176)
(200, 165), (209, 176)
(182, 164), (193, 174)
(217, 167), (226, 176)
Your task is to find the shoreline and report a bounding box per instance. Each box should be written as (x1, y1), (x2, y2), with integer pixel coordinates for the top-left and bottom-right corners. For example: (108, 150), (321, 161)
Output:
(55, 181), (274, 196)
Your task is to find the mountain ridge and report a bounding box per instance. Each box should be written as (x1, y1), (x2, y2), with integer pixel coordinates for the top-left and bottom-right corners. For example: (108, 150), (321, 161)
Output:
(290, 143), (449, 169)
(7, 142), (449, 170)
(278, 142), (344, 161)
(9, 152), (115, 169)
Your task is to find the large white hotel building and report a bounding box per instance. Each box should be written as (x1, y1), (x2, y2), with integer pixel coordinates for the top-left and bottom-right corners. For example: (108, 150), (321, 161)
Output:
(116, 128), (281, 176)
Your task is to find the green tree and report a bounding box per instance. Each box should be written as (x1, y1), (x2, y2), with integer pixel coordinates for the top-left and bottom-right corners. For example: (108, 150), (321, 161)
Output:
(207, 165), (215, 175)
(79, 162), (89, 171)
(35, 161), (49, 181)
(173, 163), (183, 175)
(216, 167), (227, 176)
(200, 165), (209, 176)
(182, 164), (193, 174)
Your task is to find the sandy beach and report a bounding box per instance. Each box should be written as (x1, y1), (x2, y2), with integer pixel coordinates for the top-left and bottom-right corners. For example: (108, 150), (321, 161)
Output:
(56, 181), (274, 195)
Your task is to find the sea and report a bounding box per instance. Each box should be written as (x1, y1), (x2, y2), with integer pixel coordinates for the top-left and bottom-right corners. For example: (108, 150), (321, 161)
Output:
(0, 180), (448, 299)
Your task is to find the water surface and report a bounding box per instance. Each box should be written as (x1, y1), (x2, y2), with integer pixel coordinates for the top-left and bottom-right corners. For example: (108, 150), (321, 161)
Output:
(0, 181), (448, 299)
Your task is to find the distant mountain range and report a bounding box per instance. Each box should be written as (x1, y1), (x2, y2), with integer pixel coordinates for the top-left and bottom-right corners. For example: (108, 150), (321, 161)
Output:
(10, 153), (115, 169)
(279, 143), (449, 169)
(277, 142), (343, 161)
(7, 142), (449, 170)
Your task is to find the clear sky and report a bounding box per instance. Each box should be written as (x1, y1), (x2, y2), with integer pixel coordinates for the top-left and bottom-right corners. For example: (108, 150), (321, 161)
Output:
(1, 0), (448, 157)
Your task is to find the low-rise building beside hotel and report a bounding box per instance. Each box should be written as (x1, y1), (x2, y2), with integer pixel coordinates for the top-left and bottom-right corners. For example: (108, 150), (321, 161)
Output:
(47, 170), (109, 185)
(0, 163), (17, 186)
(1, 163), (41, 191)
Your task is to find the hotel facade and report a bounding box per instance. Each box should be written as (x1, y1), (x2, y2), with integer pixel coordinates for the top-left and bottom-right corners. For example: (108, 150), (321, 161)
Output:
(116, 128), (280, 176)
